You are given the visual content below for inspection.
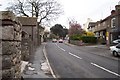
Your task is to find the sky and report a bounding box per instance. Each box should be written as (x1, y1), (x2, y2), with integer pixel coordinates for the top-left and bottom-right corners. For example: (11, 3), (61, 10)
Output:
(55, 0), (119, 28)
(0, 0), (119, 29)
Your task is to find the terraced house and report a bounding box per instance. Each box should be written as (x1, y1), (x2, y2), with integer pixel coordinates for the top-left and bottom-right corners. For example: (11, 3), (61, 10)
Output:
(88, 3), (120, 46)
(110, 5), (120, 42)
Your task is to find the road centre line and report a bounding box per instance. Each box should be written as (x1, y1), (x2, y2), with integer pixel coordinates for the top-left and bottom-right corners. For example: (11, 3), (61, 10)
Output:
(60, 48), (66, 51)
(69, 52), (82, 59)
(56, 43), (66, 51)
(56, 43), (82, 59)
(91, 62), (120, 77)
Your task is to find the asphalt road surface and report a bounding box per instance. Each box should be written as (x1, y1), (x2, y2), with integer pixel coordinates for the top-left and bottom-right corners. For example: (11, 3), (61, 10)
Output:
(45, 42), (120, 78)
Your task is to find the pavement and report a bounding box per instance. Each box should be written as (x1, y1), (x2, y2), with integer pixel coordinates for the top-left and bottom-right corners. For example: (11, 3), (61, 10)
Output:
(64, 41), (120, 60)
(22, 43), (53, 79)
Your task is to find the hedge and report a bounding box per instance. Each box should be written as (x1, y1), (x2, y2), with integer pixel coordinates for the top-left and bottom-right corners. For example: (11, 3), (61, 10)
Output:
(81, 36), (97, 43)
(70, 35), (97, 43)
(70, 34), (81, 40)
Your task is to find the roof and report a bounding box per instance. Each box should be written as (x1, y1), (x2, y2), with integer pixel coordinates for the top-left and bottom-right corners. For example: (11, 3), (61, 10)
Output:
(17, 17), (37, 26)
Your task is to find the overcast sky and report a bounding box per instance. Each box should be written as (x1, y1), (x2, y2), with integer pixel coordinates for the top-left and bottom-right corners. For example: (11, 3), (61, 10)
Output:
(56, 0), (119, 27)
(0, 0), (119, 28)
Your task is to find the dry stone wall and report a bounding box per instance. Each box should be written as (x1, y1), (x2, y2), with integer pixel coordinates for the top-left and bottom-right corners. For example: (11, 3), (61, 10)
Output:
(0, 11), (22, 80)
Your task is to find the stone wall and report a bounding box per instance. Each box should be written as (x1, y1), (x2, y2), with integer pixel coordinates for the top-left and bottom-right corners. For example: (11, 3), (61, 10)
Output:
(0, 11), (22, 80)
(17, 17), (38, 61)
(21, 31), (31, 61)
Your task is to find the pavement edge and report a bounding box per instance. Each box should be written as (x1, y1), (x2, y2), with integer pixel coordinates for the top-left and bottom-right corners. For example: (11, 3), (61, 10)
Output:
(42, 43), (57, 78)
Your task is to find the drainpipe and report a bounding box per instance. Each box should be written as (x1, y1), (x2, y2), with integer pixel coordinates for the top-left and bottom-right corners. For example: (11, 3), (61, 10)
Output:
(32, 4), (34, 41)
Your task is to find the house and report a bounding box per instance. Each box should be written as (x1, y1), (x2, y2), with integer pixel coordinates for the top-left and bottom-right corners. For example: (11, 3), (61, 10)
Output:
(88, 3), (120, 46)
(87, 22), (96, 32)
(94, 16), (111, 45)
(109, 5), (120, 42)
(83, 18), (92, 31)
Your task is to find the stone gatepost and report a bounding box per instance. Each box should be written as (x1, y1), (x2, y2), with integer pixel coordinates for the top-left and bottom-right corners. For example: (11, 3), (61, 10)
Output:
(0, 11), (22, 80)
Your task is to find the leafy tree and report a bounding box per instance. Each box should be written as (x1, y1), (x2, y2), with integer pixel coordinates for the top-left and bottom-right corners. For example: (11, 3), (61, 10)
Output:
(7, 0), (63, 25)
(63, 28), (68, 38)
(50, 24), (68, 38)
(69, 21), (85, 36)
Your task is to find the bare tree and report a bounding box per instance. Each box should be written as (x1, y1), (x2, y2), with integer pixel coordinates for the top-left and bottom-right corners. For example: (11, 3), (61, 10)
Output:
(7, 0), (63, 25)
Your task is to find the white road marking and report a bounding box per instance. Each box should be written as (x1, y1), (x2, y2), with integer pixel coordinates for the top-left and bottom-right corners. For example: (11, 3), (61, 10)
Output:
(56, 43), (66, 51)
(60, 48), (66, 51)
(56, 43), (82, 59)
(91, 63), (120, 77)
(69, 52), (82, 59)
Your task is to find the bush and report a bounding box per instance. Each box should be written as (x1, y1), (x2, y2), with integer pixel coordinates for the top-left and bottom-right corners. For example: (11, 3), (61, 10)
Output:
(70, 35), (97, 43)
(70, 34), (81, 40)
(98, 37), (106, 44)
(81, 36), (97, 43)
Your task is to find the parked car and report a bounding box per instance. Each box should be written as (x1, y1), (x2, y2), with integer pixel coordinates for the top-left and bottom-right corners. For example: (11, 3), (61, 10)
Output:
(52, 39), (57, 43)
(110, 43), (120, 56)
(58, 39), (63, 43)
(112, 39), (120, 44)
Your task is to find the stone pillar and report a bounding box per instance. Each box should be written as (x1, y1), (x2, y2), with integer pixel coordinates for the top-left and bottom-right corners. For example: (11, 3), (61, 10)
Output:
(0, 11), (22, 80)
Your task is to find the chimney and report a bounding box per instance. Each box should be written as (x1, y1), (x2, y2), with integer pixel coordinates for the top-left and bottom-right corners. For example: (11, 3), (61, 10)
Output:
(115, 5), (120, 14)
(115, 5), (120, 10)
(111, 10), (116, 15)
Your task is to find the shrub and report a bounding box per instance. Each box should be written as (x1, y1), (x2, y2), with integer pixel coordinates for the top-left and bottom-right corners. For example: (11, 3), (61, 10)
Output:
(81, 36), (97, 43)
(70, 34), (81, 40)
(70, 35), (97, 43)
(86, 32), (95, 36)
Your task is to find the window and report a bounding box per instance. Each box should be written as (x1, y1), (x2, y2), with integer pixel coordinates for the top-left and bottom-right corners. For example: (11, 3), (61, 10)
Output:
(103, 22), (106, 26)
(111, 18), (116, 28)
(98, 24), (100, 27)
(116, 43), (120, 48)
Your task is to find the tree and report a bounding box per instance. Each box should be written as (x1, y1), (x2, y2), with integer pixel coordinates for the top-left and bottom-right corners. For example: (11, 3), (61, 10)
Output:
(50, 24), (68, 38)
(69, 21), (85, 36)
(7, 0), (63, 25)
(63, 28), (68, 38)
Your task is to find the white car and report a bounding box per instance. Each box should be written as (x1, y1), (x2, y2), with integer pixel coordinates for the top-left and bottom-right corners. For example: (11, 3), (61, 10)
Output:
(110, 43), (120, 56)
(113, 39), (120, 44)
(58, 39), (63, 43)
(52, 39), (57, 43)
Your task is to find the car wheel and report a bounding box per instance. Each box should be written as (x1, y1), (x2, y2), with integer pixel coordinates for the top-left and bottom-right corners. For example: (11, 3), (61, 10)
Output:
(113, 51), (118, 57)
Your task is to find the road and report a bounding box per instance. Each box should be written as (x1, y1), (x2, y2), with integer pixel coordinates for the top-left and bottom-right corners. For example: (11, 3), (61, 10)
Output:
(45, 42), (120, 78)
